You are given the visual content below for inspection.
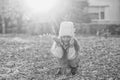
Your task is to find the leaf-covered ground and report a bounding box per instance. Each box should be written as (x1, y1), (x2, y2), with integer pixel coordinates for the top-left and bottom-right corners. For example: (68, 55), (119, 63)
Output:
(0, 34), (120, 80)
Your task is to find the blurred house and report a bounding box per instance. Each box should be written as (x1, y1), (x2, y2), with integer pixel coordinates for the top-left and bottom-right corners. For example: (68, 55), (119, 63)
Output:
(88, 0), (120, 24)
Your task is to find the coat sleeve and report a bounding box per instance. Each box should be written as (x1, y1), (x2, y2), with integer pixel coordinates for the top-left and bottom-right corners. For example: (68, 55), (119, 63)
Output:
(50, 42), (63, 59)
(73, 38), (80, 52)
(67, 38), (80, 60)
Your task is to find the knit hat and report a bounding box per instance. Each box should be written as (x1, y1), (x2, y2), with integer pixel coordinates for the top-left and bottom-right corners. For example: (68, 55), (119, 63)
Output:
(58, 21), (75, 37)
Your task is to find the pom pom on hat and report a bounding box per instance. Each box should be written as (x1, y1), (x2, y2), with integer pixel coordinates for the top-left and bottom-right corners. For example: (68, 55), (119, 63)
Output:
(59, 21), (75, 37)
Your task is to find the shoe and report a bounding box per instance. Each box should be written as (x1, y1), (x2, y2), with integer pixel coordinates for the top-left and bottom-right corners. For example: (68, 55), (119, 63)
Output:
(70, 67), (78, 75)
(55, 68), (62, 77)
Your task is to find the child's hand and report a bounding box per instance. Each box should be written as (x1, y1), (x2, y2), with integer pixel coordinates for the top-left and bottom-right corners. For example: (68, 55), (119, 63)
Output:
(51, 42), (63, 58)
(69, 38), (74, 47)
(53, 37), (62, 46)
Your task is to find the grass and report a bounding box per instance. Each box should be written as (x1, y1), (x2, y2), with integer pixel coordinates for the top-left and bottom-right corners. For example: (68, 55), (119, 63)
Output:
(0, 34), (120, 80)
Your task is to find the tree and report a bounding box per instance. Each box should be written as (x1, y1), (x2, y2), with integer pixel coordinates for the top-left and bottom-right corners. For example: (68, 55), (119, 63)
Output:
(0, 0), (8, 34)
(0, 0), (91, 34)
(57, 0), (91, 23)
(0, 0), (25, 34)
(51, 0), (91, 35)
(70, 0), (91, 23)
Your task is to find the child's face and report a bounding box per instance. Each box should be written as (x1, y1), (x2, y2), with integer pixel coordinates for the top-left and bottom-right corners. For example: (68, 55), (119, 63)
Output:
(61, 36), (72, 45)
(61, 36), (71, 41)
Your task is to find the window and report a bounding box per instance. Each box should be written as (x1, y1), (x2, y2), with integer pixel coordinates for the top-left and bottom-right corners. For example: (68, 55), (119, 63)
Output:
(89, 6), (106, 20)
(100, 11), (105, 19)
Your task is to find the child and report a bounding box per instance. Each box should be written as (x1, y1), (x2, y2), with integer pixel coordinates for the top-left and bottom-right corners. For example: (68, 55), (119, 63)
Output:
(51, 21), (80, 75)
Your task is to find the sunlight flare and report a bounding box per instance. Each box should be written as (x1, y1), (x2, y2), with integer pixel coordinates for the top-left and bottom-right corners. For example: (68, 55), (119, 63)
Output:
(25, 0), (59, 13)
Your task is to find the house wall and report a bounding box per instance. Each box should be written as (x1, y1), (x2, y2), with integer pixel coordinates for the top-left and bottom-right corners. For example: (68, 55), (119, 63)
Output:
(88, 0), (120, 24)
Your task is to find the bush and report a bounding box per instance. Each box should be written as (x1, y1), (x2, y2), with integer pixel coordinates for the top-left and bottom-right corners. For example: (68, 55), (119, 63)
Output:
(75, 23), (90, 35)
(75, 23), (107, 35)
(75, 23), (120, 36)
(24, 23), (54, 35)
(107, 24), (120, 35)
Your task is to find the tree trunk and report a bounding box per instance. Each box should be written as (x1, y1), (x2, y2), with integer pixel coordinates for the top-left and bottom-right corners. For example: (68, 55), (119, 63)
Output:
(1, 17), (5, 34)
